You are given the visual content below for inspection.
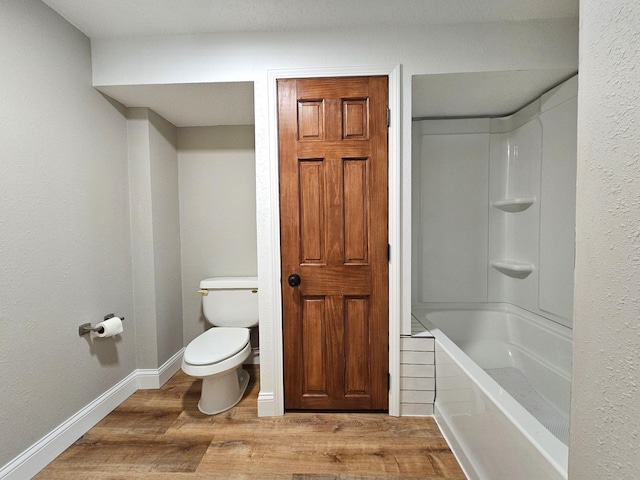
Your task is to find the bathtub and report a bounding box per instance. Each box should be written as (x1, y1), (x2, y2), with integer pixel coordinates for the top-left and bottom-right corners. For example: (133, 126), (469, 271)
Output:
(412, 305), (571, 480)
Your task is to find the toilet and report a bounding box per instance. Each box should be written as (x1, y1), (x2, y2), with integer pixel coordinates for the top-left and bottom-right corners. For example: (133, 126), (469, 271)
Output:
(181, 276), (258, 415)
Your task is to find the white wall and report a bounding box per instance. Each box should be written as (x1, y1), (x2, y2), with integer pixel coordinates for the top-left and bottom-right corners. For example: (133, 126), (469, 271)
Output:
(177, 125), (257, 345)
(570, 0), (640, 477)
(91, 20), (578, 88)
(0, 0), (134, 467)
(90, 17), (578, 415)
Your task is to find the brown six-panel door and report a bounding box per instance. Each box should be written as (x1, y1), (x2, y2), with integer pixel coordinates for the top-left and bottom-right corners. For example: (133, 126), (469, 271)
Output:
(278, 76), (389, 411)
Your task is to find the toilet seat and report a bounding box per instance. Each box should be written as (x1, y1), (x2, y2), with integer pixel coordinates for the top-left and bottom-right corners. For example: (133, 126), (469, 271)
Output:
(184, 327), (250, 366)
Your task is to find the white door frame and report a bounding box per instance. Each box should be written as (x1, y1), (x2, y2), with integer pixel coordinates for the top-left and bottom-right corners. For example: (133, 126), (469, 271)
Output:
(258, 64), (401, 416)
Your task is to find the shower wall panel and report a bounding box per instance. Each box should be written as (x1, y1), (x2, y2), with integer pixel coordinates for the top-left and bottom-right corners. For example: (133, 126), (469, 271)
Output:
(412, 119), (490, 304)
(538, 89), (577, 322)
(412, 75), (577, 328)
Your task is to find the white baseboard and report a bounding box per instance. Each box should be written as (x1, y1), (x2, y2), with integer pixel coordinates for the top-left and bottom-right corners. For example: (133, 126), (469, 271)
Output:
(0, 371), (138, 480)
(257, 391), (277, 417)
(0, 348), (185, 480)
(137, 348), (185, 389)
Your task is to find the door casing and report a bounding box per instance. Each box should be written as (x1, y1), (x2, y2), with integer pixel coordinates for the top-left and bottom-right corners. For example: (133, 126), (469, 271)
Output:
(260, 64), (401, 417)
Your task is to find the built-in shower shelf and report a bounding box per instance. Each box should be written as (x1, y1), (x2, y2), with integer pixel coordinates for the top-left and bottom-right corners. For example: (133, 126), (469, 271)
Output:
(490, 260), (534, 278)
(491, 196), (535, 212)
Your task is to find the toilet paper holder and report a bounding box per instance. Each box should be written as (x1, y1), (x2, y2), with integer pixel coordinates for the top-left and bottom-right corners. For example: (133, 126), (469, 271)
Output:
(78, 313), (125, 336)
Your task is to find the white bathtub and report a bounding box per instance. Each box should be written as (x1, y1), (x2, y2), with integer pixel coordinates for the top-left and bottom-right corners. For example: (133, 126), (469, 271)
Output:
(412, 305), (571, 480)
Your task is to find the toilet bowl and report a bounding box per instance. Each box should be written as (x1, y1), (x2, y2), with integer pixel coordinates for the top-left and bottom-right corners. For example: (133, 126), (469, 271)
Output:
(181, 277), (258, 415)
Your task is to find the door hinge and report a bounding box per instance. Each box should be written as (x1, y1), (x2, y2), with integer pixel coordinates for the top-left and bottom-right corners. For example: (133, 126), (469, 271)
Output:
(387, 373), (391, 391)
(387, 244), (391, 262)
(387, 108), (391, 127)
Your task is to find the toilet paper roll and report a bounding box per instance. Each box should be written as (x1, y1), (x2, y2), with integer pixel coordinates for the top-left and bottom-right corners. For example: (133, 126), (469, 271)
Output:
(95, 317), (123, 338)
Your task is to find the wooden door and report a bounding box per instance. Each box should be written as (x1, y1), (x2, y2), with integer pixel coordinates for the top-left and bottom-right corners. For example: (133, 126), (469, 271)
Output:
(278, 76), (389, 411)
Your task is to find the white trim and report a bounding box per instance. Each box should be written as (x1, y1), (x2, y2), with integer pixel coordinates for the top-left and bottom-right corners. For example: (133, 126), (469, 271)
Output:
(137, 348), (185, 389)
(262, 64), (402, 417)
(0, 351), (185, 479)
(0, 372), (138, 480)
(387, 65), (401, 417)
(257, 391), (277, 416)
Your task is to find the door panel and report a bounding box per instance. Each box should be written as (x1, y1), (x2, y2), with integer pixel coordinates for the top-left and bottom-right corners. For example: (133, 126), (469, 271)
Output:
(343, 158), (369, 263)
(344, 296), (369, 395)
(299, 160), (325, 264)
(279, 76), (388, 411)
(342, 99), (369, 139)
(301, 297), (327, 396)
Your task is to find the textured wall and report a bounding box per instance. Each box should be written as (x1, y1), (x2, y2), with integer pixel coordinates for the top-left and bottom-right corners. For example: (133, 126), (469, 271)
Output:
(0, 0), (134, 466)
(127, 108), (158, 368)
(128, 108), (183, 368)
(570, 0), (640, 478)
(178, 126), (257, 345)
(148, 111), (183, 366)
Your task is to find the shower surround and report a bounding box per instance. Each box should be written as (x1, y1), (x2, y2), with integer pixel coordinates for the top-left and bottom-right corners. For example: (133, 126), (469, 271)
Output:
(411, 75), (577, 479)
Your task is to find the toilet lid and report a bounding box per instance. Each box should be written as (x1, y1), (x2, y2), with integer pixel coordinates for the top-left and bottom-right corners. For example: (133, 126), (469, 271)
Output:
(184, 327), (250, 365)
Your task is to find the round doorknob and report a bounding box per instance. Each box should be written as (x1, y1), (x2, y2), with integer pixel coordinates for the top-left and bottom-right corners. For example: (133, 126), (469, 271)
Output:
(287, 274), (301, 287)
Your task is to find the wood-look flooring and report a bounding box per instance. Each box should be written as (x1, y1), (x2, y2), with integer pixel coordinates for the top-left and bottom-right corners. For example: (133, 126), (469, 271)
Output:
(36, 366), (466, 479)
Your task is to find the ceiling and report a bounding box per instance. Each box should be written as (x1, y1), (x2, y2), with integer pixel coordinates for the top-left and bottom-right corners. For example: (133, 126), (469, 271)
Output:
(42, 0), (578, 126)
(412, 69), (578, 119)
(97, 83), (255, 127)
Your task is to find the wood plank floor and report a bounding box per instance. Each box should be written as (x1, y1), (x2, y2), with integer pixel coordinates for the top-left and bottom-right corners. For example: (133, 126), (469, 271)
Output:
(36, 366), (466, 479)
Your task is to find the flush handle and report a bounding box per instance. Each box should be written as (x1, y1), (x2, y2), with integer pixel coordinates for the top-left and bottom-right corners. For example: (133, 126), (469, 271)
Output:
(287, 274), (301, 287)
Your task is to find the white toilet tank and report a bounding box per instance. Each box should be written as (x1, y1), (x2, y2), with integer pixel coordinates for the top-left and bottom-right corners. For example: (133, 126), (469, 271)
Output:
(200, 277), (258, 328)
